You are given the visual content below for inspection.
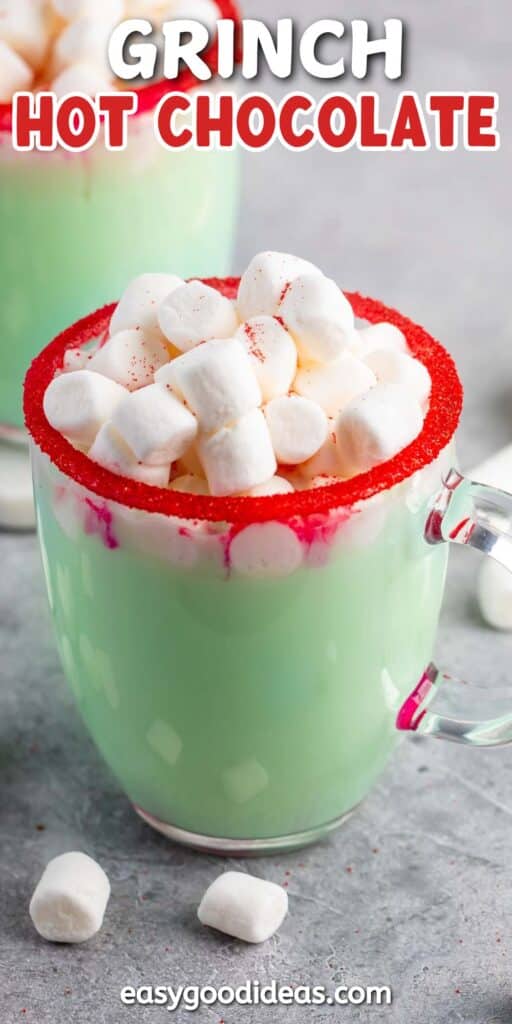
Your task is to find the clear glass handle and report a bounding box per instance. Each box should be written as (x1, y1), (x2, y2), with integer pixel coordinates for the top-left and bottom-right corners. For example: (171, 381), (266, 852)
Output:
(397, 468), (512, 746)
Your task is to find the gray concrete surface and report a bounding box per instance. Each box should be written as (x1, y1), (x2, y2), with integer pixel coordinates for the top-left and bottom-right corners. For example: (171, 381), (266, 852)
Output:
(2, 1), (512, 1021)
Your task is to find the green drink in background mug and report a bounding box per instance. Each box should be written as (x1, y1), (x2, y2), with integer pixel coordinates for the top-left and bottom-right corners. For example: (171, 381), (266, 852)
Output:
(25, 284), (512, 855)
(0, 0), (240, 440)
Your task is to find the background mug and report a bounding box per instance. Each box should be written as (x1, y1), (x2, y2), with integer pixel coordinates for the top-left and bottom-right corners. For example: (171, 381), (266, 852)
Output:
(25, 285), (509, 855)
(0, 0), (240, 440)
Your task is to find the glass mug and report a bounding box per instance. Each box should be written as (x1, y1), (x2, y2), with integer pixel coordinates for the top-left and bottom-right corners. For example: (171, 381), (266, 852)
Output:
(0, 0), (240, 441)
(25, 284), (511, 855)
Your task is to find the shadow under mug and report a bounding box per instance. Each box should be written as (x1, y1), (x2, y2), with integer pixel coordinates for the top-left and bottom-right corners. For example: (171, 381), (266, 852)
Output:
(25, 285), (509, 855)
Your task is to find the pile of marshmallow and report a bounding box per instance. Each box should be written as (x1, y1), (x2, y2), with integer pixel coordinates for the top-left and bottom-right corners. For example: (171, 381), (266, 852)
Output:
(30, 851), (288, 945)
(44, 251), (432, 499)
(0, 0), (219, 104)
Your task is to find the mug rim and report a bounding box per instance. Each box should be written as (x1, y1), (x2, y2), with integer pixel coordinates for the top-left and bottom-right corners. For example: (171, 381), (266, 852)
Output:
(0, 0), (242, 135)
(24, 278), (464, 525)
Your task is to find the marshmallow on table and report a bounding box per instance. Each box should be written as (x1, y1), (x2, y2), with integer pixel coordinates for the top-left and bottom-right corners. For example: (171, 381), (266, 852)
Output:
(169, 473), (209, 494)
(478, 558), (512, 631)
(89, 329), (169, 391)
(280, 274), (355, 364)
(246, 475), (294, 496)
(0, 0), (50, 70)
(52, 61), (113, 99)
(29, 852), (110, 944)
(110, 273), (184, 339)
(111, 382), (197, 466)
(353, 322), (408, 357)
(0, 41), (33, 103)
(468, 444), (512, 633)
(365, 349), (431, 406)
(53, 0), (124, 20)
(158, 280), (238, 353)
(265, 395), (328, 465)
(295, 350), (376, 417)
(236, 316), (297, 402)
(237, 251), (323, 321)
(335, 383), (424, 477)
(157, 337), (261, 435)
(0, 445), (36, 530)
(43, 369), (126, 447)
(89, 422), (171, 486)
(198, 871), (288, 944)
(198, 409), (277, 496)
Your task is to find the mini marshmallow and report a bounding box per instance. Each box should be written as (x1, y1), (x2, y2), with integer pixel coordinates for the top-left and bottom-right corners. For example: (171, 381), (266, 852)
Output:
(157, 337), (261, 435)
(53, 15), (121, 74)
(111, 382), (197, 466)
(280, 273), (355, 364)
(169, 473), (209, 494)
(198, 409), (276, 496)
(0, 0), (50, 70)
(246, 475), (294, 496)
(89, 422), (171, 486)
(295, 351), (376, 417)
(277, 467), (309, 491)
(0, 445), (36, 530)
(365, 349), (431, 406)
(237, 251), (323, 321)
(300, 430), (342, 480)
(354, 322), (408, 357)
(236, 316), (297, 402)
(478, 559), (512, 631)
(175, 441), (205, 478)
(158, 280), (238, 353)
(309, 475), (340, 488)
(265, 395), (328, 465)
(63, 347), (89, 372)
(110, 273), (184, 339)
(53, 0), (123, 20)
(43, 369), (126, 447)
(29, 852), (110, 944)
(336, 493), (388, 550)
(230, 522), (303, 576)
(0, 40), (33, 103)
(89, 329), (169, 391)
(198, 871), (288, 944)
(52, 60), (112, 99)
(335, 384), (424, 477)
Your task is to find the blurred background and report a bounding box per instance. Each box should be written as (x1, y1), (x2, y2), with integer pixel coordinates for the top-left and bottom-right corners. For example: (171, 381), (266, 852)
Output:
(239, 0), (511, 474)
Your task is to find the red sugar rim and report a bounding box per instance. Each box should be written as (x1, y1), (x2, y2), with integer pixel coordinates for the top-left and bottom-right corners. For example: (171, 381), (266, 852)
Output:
(24, 278), (463, 525)
(0, 0), (241, 134)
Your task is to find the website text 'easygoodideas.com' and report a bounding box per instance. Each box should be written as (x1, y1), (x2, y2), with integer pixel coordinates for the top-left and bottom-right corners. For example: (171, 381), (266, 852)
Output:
(120, 980), (393, 1012)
